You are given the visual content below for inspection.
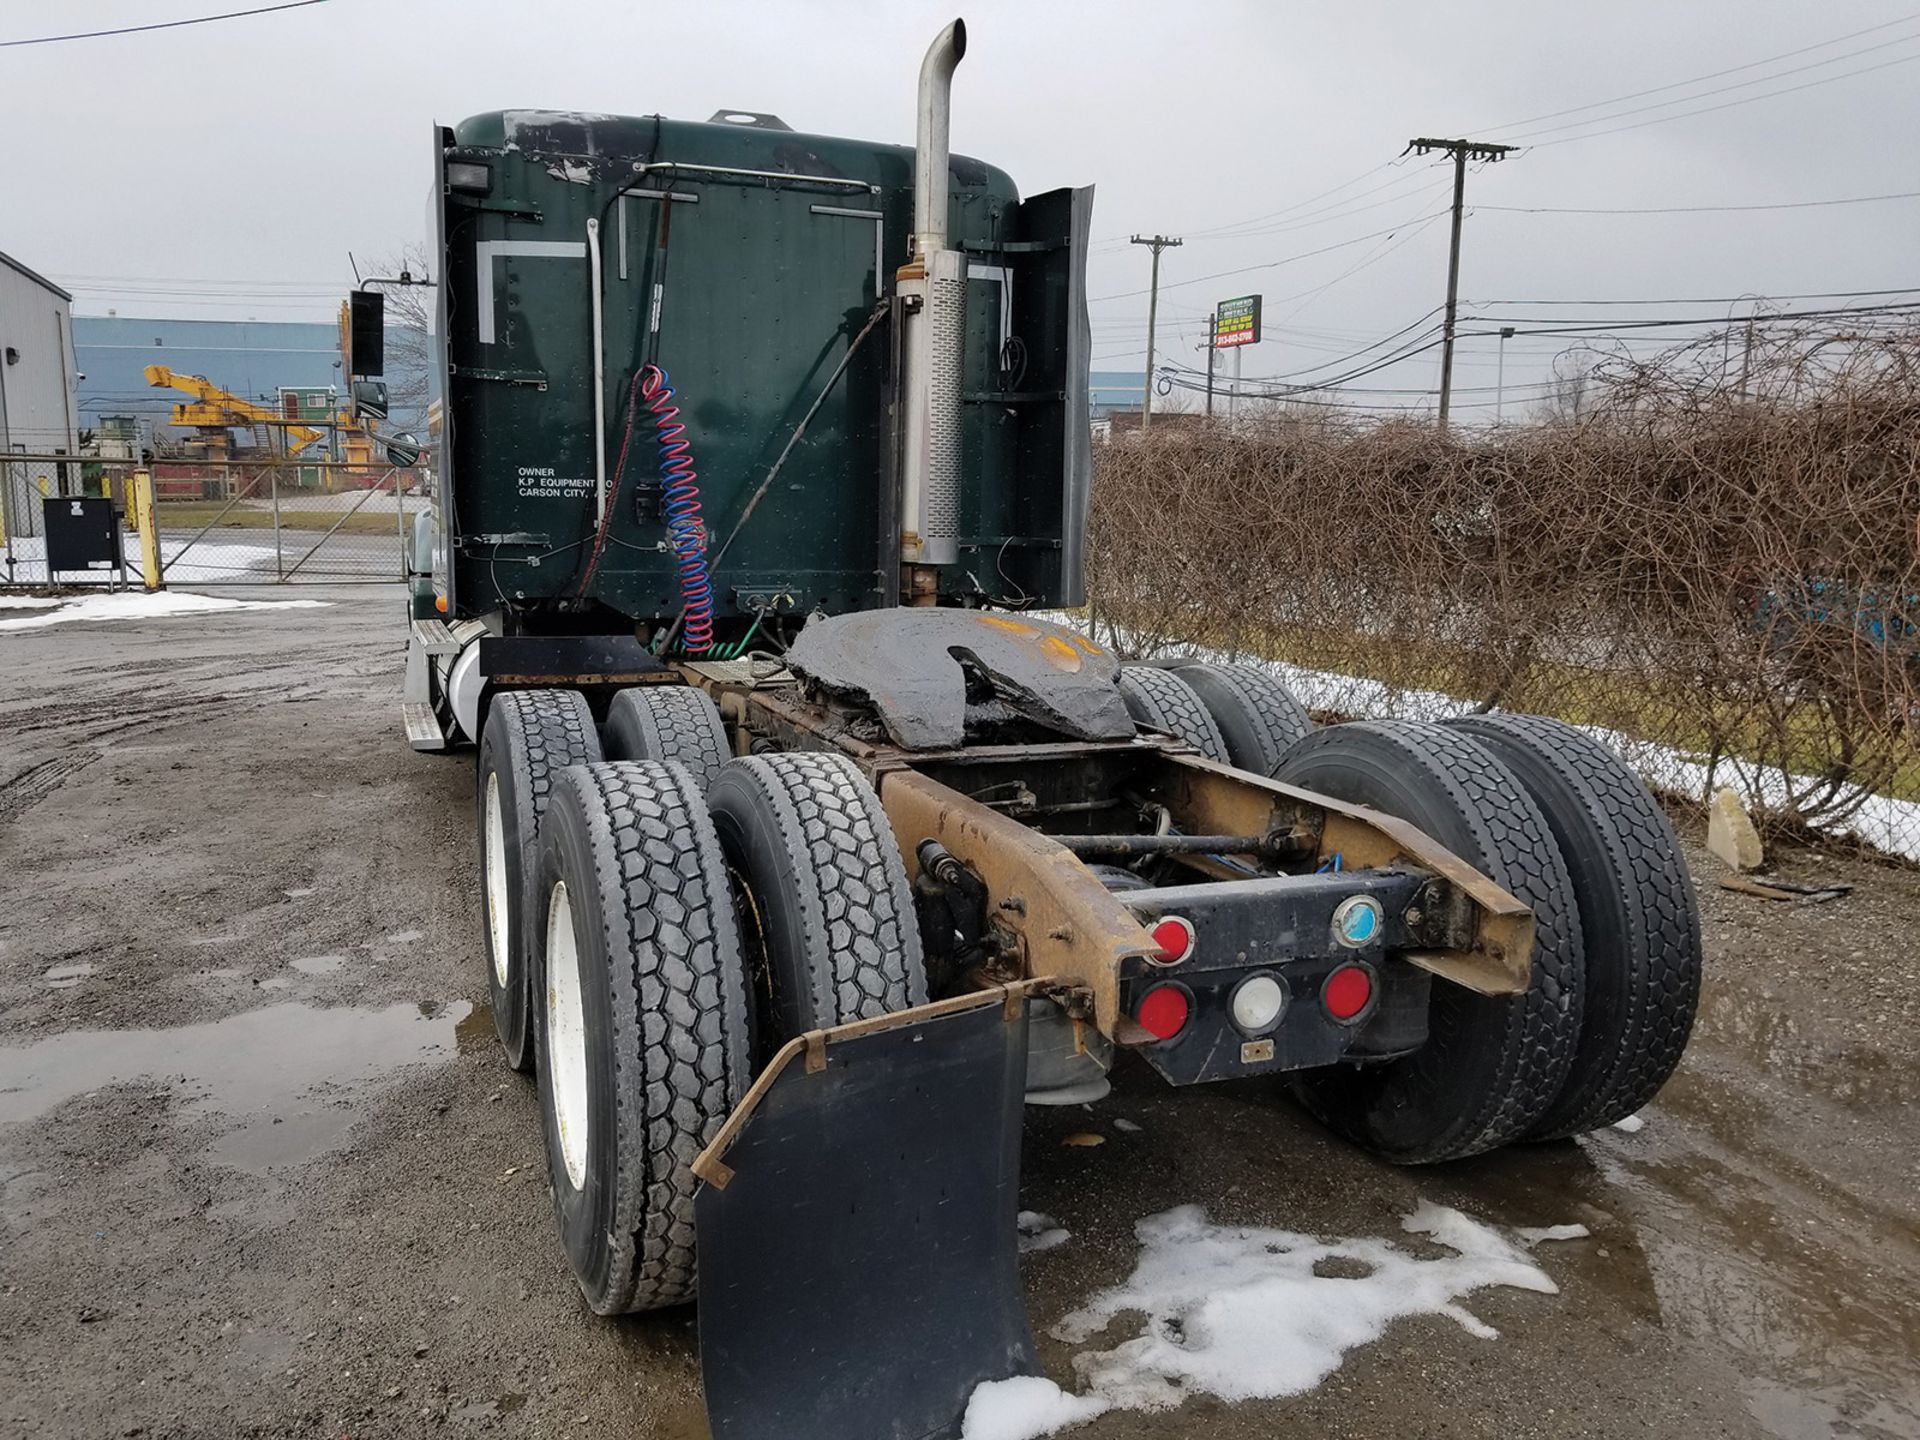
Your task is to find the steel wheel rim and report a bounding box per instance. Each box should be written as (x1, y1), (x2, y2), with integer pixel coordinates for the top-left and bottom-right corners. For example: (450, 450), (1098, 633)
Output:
(545, 880), (590, 1190)
(484, 772), (510, 988)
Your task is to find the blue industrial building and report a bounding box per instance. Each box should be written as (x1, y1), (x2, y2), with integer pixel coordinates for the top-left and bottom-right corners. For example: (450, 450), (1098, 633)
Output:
(1089, 369), (1145, 421)
(72, 315), (432, 442)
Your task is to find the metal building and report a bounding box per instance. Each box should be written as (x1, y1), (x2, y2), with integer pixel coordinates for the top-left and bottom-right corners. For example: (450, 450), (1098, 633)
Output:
(0, 249), (80, 539)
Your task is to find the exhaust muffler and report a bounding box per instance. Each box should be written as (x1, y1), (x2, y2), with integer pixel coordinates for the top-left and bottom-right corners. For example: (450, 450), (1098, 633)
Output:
(898, 18), (968, 585)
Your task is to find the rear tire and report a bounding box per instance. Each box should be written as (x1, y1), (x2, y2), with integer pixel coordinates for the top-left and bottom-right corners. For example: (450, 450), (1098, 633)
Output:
(1174, 661), (1313, 774)
(1274, 720), (1586, 1162)
(477, 689), (602, 1073)
(532, 761), (751, 1315)
(707, 752), (927, 1045)
(1443, 713), (1701, 1137)
(602, 685), (732, 790)
(1116, 665), (1230, 762)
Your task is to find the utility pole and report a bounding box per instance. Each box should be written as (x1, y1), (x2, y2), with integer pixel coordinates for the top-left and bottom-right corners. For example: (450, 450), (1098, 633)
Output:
(1131, 234), (1181, 432)
(1205, 314), (1217, 419)
(1407, 137), (1517, 432)
(1495, 325), (1514, 422)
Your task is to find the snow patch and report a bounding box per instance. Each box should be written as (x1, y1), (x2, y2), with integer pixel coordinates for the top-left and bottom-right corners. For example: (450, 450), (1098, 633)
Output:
(0, 591), (327, 632)
(546, 159), (593, 184)
(1611, 1113), (1646, 1134)
(0, 596), (60, 609)
(1037, 613), (1920, 864)
(962, 1377), (1107, 1440)
(5, 533), (282, 584)
(1017, 1211), (1071, 1254)
(1516, 1223), (1590, 1246)
(964, 1201), (1580, 1440)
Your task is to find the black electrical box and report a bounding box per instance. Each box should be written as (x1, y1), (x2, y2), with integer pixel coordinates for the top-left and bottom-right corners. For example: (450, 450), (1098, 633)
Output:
(349, 289), (385, 377)
(41, 496), (121, 578)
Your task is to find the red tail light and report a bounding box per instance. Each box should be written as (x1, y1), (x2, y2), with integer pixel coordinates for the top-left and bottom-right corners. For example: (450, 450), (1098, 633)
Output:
(1148, 916), (1194, 966)
(1136, 984), (1191, 1041)
(1322, 964), (1374, 1022)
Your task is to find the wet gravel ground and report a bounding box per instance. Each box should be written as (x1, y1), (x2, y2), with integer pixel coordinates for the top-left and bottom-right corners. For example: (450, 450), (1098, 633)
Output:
(1, 587), (1916, 1439)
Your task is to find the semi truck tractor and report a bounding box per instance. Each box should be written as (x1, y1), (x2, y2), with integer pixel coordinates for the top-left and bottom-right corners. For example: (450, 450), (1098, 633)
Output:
(388, 20), (1701, 1437)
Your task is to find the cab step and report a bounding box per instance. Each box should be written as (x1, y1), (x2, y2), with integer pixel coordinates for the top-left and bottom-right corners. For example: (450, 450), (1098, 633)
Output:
(411, 618), (460, 656)
(403, 701), (448, 751)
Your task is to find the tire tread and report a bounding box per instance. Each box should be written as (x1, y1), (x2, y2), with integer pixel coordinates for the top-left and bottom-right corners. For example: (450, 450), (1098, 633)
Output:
(546, 760), (748, 1312)
(1116, 666), (1231, 762)
(712, 752), (926, 1025)
(1278, 719), (1585, 1161)
(1445, 714), (1701, 1136)
(1174, 661), (1313, 773)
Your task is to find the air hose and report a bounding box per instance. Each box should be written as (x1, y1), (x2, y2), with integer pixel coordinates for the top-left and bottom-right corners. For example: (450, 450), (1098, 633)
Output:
(638, 363), (714, 653)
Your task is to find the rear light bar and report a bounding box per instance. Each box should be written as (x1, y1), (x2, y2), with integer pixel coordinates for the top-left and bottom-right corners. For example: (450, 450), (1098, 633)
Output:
(1135, 983), (1191, 1041)
(1322, 963), (1376, 1023)
(1146, 915), (1194, 966)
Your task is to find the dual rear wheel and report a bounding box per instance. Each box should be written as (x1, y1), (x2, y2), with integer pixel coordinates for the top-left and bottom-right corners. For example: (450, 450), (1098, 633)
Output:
(1119, 660), (1701, 1159)
(1274, 715), (1701, 1160)
(482, 679), (1701, 1308)
(485, 685), (926, 1314)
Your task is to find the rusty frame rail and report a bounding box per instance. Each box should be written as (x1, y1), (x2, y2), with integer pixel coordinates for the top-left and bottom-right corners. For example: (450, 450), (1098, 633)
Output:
(685, 679), (1536, 1037)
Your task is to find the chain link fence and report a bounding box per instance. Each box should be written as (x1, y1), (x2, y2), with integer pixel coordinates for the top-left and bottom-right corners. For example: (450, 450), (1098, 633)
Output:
(2, 456), (429, 587)
(1085, 317), (1920, 864)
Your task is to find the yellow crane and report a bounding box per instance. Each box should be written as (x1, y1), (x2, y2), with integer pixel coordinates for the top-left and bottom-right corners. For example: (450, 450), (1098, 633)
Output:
(143, 363), (328, 458)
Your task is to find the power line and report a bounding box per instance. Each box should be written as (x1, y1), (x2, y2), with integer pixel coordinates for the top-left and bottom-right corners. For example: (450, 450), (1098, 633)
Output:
(1259, 308), (1447, 381)
(1090, 158), (1404, 248)
(1486, 21), (1920, 142)
(1090, 214), (1450, 302)
(1475, 190), (1920, 216)
(1479, 13), (1920, 131)
(1523, 49), (1920, 149)
(1468, 285), (1920, 307)
(0, 0), (329, 48)
(1461, 299), (1920, 336)
(1268, 214), (1449, 330)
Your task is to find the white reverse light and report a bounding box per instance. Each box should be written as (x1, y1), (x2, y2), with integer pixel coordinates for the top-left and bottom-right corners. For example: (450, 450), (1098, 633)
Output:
(1230, 974), (1286, 1034)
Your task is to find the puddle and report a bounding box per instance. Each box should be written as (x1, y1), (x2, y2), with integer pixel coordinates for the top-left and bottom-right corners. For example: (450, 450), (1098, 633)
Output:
(289, 954), (346, 976)
(453, 1393), (526, 1423)
(967, 1200), (1577, 1439)
(455, 1004), (496, 1054)
(0, 1000), (470, 1171)
(44, 963), (95, 989)
(366, 930), (425, 949)
(1691, 980), (1918, 1109)
(1438, 1069), (1920, 1440)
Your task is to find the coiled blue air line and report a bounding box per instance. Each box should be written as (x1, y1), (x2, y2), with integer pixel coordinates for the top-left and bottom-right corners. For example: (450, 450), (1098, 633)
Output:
(639, 363), (714, 653)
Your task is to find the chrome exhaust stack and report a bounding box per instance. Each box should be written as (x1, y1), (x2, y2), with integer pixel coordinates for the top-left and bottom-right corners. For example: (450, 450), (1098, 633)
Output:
(898, 18), (968, 592)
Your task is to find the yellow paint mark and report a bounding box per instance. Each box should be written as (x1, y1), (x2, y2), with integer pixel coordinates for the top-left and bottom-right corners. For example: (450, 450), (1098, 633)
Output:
(977, 614), (1037, 638)
(1040, 634), (1084, 671)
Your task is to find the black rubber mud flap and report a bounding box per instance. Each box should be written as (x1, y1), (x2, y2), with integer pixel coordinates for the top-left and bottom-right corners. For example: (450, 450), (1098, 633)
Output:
(696, 995), (1038, 1440)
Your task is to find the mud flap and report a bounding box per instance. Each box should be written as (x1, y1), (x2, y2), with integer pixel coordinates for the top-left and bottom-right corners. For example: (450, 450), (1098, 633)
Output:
(695, 991), (1038, 1440)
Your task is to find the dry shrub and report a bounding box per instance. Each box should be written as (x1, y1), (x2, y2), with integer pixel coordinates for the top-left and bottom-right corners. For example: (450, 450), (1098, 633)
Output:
(1087, 319), (1920, 853)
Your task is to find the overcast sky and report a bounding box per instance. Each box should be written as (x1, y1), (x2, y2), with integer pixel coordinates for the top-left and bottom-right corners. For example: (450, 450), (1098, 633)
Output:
(5, 0), (1918, 415)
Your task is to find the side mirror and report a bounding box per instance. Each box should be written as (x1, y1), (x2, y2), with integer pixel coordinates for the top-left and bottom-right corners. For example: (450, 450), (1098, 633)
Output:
(353, 379), (390, 422)
(386, 433), (423, 468)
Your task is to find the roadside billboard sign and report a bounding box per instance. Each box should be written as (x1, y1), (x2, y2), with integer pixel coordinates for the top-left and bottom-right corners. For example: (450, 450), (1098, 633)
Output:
(1214, 294), (1261, 348)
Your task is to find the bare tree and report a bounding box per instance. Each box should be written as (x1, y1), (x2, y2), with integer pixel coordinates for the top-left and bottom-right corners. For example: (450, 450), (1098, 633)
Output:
(371, 244), (435, 423)
(1537, 346), (1599, 425)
